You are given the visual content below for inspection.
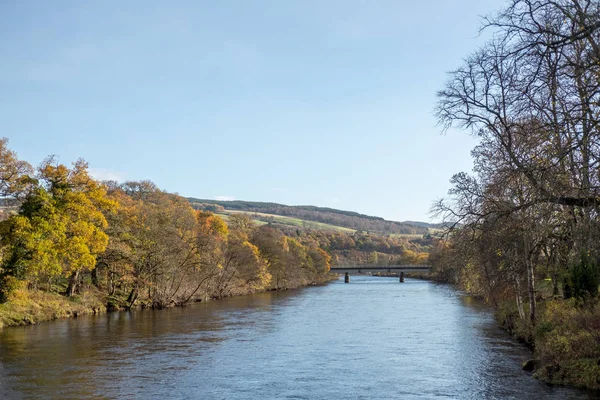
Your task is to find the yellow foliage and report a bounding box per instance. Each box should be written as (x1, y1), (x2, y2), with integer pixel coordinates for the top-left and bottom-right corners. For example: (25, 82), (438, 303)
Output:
(0, 159), (116, 287)
(197, 211), (229, 239)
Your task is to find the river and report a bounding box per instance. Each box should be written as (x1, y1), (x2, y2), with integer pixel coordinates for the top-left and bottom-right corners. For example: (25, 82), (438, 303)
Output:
(0, 276), (595, 399)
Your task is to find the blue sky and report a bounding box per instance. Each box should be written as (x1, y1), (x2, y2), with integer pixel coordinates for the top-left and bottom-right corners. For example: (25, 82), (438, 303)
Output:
(1, 0), (505, 222)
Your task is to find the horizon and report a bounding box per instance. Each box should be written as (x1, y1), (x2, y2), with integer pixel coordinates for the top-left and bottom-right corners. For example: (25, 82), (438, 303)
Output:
(1, 0), (505, 222)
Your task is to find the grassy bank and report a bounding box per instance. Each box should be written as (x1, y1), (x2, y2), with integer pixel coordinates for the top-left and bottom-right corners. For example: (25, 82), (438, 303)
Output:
(0, 287), (106, 328)
(495, 298), (600, 390)
(0, 273), (339, 329)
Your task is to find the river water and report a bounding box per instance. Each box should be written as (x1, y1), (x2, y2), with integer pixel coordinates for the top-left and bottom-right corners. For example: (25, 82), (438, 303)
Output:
(0, 276), (595, 399)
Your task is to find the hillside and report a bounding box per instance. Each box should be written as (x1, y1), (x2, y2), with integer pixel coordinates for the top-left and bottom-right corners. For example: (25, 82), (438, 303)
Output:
(187, 198), (429, 235)
(402, 221), (449, 230)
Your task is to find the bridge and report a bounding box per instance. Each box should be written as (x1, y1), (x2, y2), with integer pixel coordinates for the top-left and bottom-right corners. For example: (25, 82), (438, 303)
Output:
(330, 264), (430, 283)
(330, 264), (430, 274)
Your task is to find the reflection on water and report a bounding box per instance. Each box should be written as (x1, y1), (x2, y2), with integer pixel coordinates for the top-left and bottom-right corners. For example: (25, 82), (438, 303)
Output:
(0, 277), (594, 399)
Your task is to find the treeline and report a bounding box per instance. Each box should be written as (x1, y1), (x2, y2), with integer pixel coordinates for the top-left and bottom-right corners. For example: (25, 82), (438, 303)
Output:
(183, 205), (431, 267)
(0, 140), (333, 313)
(432, 0), (600, 390)
(279, 230), (430, 266)
(188, 198), (427, 235)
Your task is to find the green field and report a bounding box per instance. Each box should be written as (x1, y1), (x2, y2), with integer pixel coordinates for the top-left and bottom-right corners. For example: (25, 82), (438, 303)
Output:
(214, 210), (433, 237)
(389, 233), (426, 239)
(217, 210), (356, 232)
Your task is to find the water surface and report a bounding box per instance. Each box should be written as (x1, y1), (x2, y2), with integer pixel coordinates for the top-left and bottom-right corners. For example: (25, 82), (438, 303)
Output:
(0, 276), (594, 399)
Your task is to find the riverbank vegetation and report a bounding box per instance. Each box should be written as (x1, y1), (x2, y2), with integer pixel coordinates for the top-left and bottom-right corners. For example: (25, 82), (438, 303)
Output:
(0, 139), (430, 328)
(0, 141), (337, 327)
(431, 0), (600, 390)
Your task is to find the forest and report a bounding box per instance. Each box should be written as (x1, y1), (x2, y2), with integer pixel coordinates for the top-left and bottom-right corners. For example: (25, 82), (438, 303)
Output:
(0, 140), (428, 328)
(431, 0), (600, 389)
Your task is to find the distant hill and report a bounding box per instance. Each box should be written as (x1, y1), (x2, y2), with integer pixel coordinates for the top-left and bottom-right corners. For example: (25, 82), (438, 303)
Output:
(187, 198), (429, 235)
(401, 221), (448, 230)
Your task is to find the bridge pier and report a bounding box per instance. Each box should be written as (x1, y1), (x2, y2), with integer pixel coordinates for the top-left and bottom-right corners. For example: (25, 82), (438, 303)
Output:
(399, 272), (405, 283)
(344, 272), (349, 283)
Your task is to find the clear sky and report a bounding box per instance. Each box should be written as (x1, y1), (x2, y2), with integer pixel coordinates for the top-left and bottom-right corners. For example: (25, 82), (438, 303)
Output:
(1, 0), (505, 222)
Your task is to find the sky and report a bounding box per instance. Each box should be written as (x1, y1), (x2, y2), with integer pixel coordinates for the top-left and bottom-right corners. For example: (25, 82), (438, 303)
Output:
(0, 0), (506, 222)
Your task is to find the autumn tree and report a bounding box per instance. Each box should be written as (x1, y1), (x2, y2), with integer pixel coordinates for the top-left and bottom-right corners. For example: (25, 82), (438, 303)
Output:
(0, 158), (116, 299)
(116, 183), (201, 308)
(0, 138), (34, 203)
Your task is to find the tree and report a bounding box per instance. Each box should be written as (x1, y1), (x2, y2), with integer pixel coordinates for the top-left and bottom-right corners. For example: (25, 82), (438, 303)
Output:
(434, 0), (600, 328)
(368, 251), (379, 265)
(0, 159), (116, 299)
(0, 138), (34, 203)
(568, 251), (599, 301)
(437, 0), (600, 210)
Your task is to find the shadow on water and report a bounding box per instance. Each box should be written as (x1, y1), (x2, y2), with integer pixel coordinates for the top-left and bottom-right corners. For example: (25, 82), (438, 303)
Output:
(0, 277), (596, 399)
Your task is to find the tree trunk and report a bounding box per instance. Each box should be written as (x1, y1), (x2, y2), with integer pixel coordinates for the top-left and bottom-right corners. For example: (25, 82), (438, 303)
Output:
(524, 238), (536, 326)
(66, 269), (80, 297)
(91, 267), (99, 287)
(126, 288), (138, 309)
(552, 273), (559, 297)
(514, 275), (526, 321)
(108, 273), (115, 296)
(527, 263), (536, 326)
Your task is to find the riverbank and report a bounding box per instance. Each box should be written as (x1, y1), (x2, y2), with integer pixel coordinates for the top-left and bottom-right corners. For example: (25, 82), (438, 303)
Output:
(0, 287), (106, 329)
(494, 297), (600, 391)
(0, 274), (339, 329)
(429, 267), (600, 391)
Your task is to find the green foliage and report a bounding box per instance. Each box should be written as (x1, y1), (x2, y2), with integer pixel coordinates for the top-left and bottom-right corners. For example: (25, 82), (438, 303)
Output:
(0, 276), (25, 303)
(533, 300), (600, 389)
(567, 252), (599, 301)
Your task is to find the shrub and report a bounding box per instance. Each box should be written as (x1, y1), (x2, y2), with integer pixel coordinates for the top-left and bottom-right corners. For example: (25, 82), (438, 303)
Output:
(566, 252), (599, 301)
(0, 275), (26, 303)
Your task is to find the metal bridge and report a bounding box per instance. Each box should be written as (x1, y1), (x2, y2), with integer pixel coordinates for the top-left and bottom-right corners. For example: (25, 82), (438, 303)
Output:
(330, 264), (430, 274)
(330, 264), (430, 283)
